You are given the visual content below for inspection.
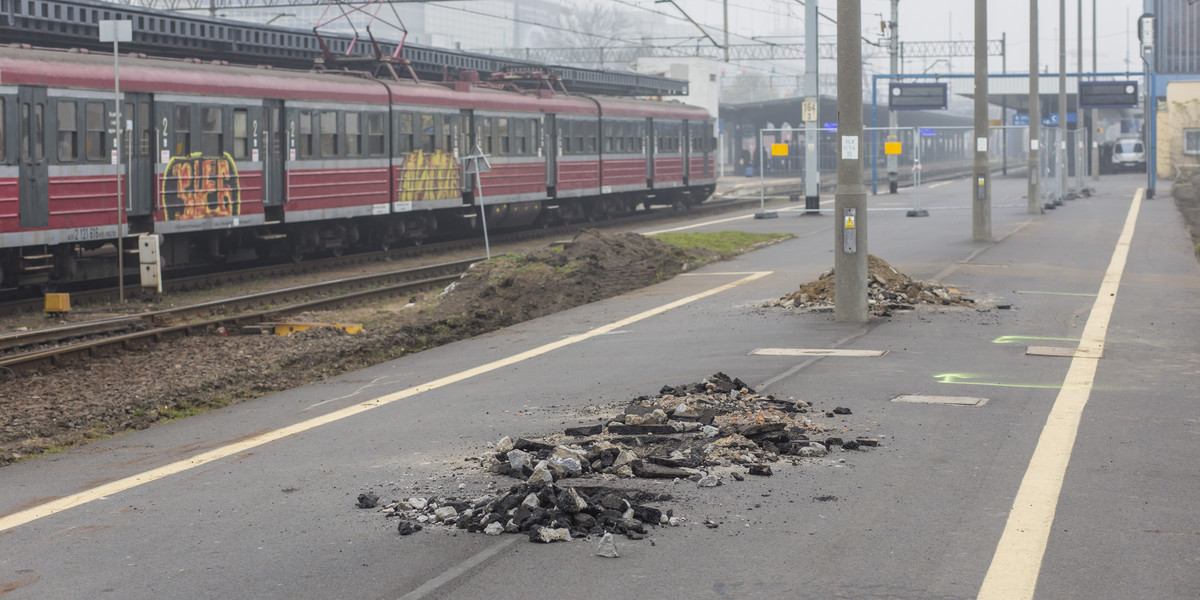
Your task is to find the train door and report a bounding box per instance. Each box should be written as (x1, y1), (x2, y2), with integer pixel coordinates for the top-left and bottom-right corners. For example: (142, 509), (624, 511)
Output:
(17, 86), (48, 228)
(682, 119), (691, 184)
(123, 92), (154, 220)
(645, 117), (655, 185)
(544, 113), (558, 189)
(460, 109), (474, 195)
(263, 99), (285, 209)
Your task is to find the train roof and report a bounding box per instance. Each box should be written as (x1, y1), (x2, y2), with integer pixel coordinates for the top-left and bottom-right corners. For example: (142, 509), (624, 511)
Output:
(0, 45), (710, 120)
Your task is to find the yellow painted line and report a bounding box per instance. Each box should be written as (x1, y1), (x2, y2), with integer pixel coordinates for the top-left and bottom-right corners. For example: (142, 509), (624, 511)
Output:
(643, 213), (752, 235)
(977, 188), (1143, 599)
(0, 271), (773, 533)
(927, 180), (954, 189)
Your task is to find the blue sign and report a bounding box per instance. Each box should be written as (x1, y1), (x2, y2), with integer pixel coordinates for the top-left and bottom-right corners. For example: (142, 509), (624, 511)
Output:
(823, 123), (838, 132)
(1013, 113), (1029, 126)
(1013, 113), (1077, 127)
(919, 128), (937, 136)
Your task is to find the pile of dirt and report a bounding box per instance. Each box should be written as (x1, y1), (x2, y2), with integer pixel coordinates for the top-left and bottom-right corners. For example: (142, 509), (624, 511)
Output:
(768, 254), (979, 316)
(0, 230), (718, 465)
(371, 373), (876, 543)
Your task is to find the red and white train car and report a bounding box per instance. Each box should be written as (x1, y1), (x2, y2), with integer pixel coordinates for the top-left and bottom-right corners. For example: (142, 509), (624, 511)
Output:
(0, 45), (715, 287)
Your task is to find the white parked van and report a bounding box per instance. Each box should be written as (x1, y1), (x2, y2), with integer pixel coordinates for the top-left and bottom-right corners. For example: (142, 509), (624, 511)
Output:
(1111, 139), (1146, 172)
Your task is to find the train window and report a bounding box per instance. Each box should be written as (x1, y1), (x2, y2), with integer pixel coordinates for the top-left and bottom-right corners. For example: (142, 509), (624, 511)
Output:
(139, 102), (151, 157)
(34, 103), (44, 161)
(603, 122), (612, 153)
(201, 107), (222, 155)
(173, 105), (190, 156)
(496, 118), (509, 156)
(478, 117), (492, 154)
(20, 104), (28, 162)
(345, 113), (360, 156)
(420, 115), (434, 154)
(232, 109), (248, 159)
(587, 121), (597, 154)
(365, 113), (382, 156)
(396, 113), (413, 153)
(575, 123), (584, 155)
(319, 111), (337, 156)
(561, 121), (571, 154)
(85, 101), (106, 161)
(440, 115), (452, 154)
(0, 99), (4, 162)
(298, 110), (312, 158)
(515, 119), (527, 155)
(123, 102), (133, 157)
(57, 101), (77, 162)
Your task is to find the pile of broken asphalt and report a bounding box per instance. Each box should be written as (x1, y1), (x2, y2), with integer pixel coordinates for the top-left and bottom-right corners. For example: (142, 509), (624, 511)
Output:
(768, 254), (990, 317)
(361, 373), (879, 544)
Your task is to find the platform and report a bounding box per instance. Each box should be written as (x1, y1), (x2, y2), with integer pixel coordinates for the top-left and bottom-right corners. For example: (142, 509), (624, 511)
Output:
(0, 173), (1196, 599)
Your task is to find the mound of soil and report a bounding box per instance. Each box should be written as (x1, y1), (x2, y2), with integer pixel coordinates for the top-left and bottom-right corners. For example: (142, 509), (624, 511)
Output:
(768, 254), (977, 316)
(0, 230), (717, 465)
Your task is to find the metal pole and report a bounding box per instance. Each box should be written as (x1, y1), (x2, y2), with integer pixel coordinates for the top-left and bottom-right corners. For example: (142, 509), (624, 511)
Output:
(804, 0), (819, 212)
(759, 129), (765, 212)
(1028, 0), (1042, 214)
(835, 0), (867, 323)
(475, 168), (491, 260)
(1002, 32), (1008, 176)
(887, 0), (900, 194)
(1090, 0), (1099, 181)
(1057, 0), (1067, 204)
(973, 0), (991, 242)
(1076, 0), (1083, 194)
(114, 35), (124, 303)
(723, 0), (729, 64)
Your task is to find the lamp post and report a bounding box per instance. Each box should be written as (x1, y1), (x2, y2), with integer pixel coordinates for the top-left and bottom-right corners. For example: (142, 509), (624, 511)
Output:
(100, 19), (132, 302)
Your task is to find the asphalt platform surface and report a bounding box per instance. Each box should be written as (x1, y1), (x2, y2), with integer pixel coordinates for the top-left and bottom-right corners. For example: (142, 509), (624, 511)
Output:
(1, 173), (1197, 599)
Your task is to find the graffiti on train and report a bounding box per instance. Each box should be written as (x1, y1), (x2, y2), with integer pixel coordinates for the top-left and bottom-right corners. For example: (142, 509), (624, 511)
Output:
(398, 150), (461, 203)
(160, 153), (242, 220)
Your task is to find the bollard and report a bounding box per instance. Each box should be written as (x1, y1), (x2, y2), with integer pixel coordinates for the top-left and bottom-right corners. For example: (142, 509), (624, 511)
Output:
(805, 194), (820, 215)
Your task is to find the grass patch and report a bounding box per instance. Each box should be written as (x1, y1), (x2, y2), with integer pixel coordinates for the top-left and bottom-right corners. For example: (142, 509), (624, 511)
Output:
(651, 231), (793, 255)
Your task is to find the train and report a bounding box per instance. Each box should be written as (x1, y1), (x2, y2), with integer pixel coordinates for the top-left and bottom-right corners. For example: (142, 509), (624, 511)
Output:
(0, 45), (716, 287)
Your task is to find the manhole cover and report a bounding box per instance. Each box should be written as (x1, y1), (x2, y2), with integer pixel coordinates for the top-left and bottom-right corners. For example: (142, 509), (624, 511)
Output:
(891, 394), (988, 406)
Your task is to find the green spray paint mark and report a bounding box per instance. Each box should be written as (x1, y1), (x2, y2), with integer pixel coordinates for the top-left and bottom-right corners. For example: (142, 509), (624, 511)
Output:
(1016, 290), (1098, 297)
(991, 335), (1080, 345)
(932, 373), (1075, 390)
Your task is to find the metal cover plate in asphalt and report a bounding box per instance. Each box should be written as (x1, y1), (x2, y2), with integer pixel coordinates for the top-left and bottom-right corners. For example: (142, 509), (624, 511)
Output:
(1026, 345), (1103, 358)
(751, 348), (888, 357)
(891, 394), (989, 406)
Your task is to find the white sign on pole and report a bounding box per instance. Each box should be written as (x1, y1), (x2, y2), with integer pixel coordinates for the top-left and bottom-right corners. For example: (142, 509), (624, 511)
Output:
(99, 20), (132, 42)
(841, 135), (859, 160)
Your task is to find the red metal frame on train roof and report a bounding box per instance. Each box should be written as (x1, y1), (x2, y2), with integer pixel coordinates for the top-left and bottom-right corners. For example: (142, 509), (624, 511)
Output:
(312, 0), (421, 83)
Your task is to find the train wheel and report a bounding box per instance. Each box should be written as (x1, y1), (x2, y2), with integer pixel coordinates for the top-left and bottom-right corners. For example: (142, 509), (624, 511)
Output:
(291, 246), (305, 264)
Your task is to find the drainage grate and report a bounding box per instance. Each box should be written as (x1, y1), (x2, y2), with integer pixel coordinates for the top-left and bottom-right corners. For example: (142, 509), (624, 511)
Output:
(891, 394), (988, 406)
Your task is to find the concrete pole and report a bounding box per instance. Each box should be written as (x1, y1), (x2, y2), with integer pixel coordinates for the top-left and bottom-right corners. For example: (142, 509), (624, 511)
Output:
(887, 0), (899, 194)
(1058, 0), (1067, 203)
(723, 0), (729, 64)
(804, 0), (819, 209)
(973, 0), (991, 242)
(835, 0), (868, 323)
(1028, 0), (1041, 214)
(1091, 0), (1099, 181)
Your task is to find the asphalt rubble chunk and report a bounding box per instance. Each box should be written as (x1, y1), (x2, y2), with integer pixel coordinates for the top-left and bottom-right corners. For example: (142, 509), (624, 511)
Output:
(374, 373), (879, 545)
(767, 254), (988, 317)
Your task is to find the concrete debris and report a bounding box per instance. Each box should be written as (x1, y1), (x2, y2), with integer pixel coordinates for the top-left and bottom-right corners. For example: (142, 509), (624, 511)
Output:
(356, 492), (379, 509)
(769, 254), (984, 316)
(384, 483), (670, 543)
(595, 532), (620, 558)
(382, 373), (877, 545)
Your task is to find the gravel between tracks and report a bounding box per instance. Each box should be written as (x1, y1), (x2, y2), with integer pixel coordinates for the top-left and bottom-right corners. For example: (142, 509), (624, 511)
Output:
(0, 230), (722, 465)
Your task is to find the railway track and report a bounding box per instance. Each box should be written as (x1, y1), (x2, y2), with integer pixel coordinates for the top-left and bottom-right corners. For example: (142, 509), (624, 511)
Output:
(0, 258), (480, 376)
(0, 197), (756, 318)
